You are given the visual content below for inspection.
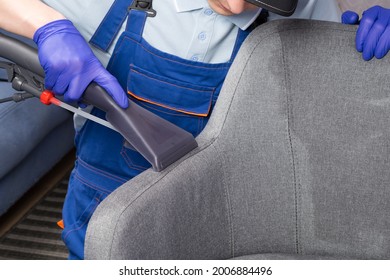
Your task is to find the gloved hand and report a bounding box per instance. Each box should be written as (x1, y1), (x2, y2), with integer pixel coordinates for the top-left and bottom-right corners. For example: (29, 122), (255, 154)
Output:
(341, 6), (390, 61)
(33, 19), (128, 108)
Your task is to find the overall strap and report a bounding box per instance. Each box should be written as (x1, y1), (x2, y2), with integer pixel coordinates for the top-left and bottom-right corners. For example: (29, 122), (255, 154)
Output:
(90, 0), (155, 52)
(125, 10), (148, 42)
(230, 29), (250, 61)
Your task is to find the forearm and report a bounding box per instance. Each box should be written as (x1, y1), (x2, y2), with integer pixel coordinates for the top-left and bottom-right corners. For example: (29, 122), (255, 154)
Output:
(0, 0), (65, 38)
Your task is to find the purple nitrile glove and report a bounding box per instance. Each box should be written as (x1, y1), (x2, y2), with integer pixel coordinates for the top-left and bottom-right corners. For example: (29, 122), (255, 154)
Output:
(341, 6), (390, 61)
(33, 19), (128, 108)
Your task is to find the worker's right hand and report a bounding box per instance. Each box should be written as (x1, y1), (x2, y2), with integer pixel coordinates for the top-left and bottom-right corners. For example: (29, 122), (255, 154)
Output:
(33, 19), (129, 108)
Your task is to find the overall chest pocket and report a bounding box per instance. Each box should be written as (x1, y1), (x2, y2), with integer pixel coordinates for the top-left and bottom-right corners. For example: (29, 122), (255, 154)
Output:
(127, 64), (216, 136)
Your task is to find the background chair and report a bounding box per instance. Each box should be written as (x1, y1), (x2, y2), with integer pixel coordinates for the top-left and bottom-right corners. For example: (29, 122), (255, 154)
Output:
(85, 19), (390, 260)
(0, 31), (74, 217)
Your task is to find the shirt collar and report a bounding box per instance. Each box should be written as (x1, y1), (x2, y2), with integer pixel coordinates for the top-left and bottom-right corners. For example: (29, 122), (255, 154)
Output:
(174, 0), (207, 12)
(173, 0), (262, 30)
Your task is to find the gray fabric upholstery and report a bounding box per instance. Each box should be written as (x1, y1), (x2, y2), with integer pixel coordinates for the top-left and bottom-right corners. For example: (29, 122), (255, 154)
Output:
(85, 19), (390, 260)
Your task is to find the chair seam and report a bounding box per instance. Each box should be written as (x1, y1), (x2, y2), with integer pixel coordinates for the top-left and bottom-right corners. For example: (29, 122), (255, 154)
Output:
(281, 33), (301, 255)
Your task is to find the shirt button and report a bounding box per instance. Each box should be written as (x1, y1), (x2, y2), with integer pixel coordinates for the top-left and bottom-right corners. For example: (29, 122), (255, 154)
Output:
(198, 32), (207, 41)
(204, 9), (213, 16)
(190, 55), (199, 61)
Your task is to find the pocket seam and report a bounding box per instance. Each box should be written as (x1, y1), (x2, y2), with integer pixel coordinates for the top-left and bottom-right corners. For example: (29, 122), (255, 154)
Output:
(120, 143), (150, 171)
(128, 90), (210, 117)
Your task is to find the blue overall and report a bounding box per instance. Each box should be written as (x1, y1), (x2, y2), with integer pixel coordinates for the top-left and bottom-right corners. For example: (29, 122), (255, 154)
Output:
(61, 0), (257, 259)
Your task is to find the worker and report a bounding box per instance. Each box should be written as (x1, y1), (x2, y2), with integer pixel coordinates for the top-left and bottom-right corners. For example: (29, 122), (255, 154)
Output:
(0, 0), (388, 259)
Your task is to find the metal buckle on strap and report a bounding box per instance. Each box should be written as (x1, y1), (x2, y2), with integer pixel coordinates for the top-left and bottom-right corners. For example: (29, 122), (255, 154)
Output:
(128, 0), (156, 17)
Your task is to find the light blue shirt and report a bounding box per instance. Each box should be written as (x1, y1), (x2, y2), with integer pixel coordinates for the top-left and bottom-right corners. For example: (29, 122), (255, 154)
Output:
(42, 0), (260, 64)
(268, 0), (341, 22)
(41, 0), (341, 130)
(42, 0), (341, 64)
(143, 0), (261, 63)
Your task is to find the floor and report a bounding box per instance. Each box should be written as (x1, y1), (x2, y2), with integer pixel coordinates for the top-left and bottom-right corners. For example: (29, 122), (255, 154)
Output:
(0, 151), (74, 260)
(0, 178), (69, 260)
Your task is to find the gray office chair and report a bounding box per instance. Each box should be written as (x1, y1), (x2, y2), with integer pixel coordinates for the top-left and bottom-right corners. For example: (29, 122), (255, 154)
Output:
(85, 19), (390, 260)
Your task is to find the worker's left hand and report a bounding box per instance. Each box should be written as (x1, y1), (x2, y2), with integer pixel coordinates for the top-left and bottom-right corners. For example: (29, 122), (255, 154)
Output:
(341, 6), (390, 61)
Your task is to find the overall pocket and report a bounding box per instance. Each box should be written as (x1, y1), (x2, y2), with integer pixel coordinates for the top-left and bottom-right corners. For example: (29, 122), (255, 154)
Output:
(127, 64), (216, 136)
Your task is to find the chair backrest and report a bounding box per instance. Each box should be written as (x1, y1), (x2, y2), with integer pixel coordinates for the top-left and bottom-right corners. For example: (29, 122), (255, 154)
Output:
(85, 19), (390, 260)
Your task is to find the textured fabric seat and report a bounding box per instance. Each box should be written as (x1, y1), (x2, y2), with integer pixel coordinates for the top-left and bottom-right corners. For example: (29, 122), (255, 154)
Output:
(85, 19), (390, 260)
